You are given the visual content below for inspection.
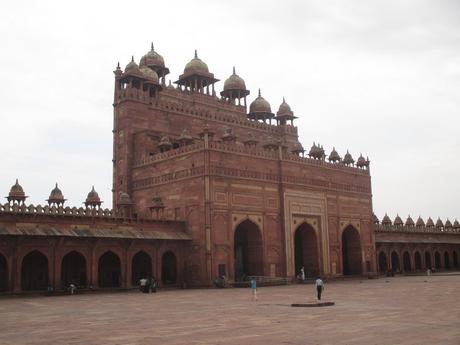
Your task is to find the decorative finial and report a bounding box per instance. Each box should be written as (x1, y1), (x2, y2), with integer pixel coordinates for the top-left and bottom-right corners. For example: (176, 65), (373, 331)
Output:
(283, 97), (286, 103)
(15, 178), (19, 184)
(91, 185), (95, 191)
(117, 62), (120, 68)
(194, 49), (198, 58)
(258, 88), (261, 97)
(233, 66), (236, 74)
(55, 182), (58, 188)
(151, 42), (154, 51)
(131, 56), (134, 62)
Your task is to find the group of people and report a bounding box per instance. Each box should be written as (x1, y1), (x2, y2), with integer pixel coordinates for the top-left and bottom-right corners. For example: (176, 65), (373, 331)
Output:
(139, 277), (158, 293)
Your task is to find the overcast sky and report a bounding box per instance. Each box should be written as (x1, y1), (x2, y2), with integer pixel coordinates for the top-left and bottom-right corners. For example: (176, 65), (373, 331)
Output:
(0, 0), (459, 222)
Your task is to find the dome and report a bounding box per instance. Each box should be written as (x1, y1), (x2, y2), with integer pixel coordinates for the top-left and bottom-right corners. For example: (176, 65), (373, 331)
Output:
(328, 147), (341, 163)
(394, 214), (403, 226)
(382, 213), (392, 226)
(184, 50), (209, 75)
(249, 89), (272, 114)
(9, 179), (25, 196)
(435, 218), (444, 228)
(291, 142), (304, 154)
(445, 219), (452, 228)
(48, 183), (64, 201)
(416, 216), (425, 227)
(167, 80), (175, 90)
(453, 219), (460, 228)
(426, 217), (435, 227)
(405, 215), (415, 227)
(343, 150), (354, 166)
(140, 66), (159, 84)
(140, 43), (165, 69)
(356, 154), (366, 168)
(223, 67), (246, 91)
(124, 56), (142, 77)
(276, 97), (294, 117)
(86, 186), (100, 202)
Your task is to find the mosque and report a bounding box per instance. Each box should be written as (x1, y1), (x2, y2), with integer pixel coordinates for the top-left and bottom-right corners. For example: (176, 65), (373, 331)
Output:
(0, 44), (458, 293)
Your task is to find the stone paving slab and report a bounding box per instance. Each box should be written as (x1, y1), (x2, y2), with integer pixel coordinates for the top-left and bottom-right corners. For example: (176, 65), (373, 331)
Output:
(0, 275), (459, 345)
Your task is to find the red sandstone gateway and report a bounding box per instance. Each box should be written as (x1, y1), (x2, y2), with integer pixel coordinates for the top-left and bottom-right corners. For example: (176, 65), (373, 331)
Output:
(0, 44), (458, 294)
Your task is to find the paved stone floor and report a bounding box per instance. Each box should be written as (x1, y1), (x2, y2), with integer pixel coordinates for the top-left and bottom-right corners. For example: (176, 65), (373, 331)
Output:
(1, 275), (460, 345)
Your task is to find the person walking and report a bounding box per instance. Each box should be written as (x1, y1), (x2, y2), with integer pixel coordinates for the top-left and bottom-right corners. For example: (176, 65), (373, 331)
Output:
(315, 277), (324, 301)
(250, 277), (258, 301)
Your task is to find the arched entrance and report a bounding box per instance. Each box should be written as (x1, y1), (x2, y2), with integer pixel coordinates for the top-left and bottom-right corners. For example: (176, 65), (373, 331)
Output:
(342, 226), (362, 275)
(391, 251), (400, 272)
(21, 250), (49, 291)
(444, 251), (450, 269)
(378, 252), (387, 273)
(434, 251), (441, 269)
(425, 251), (432, 269)
(61, 251), (87, 288)
(403, 251), (411, 272)
(0, 253), (7, 292)
(161, 251), (177, 284)
(453, 251), (459, 268)
(98, 251), (121, 288)
(132, 251), (152, 285)
(414, 251), (422, 270)
(294, 223), (319, 278)
(234, 220), (263, 280)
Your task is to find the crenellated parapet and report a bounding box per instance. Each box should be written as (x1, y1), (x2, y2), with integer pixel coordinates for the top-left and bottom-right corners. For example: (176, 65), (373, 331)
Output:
(374, 214), (460, 234)
(0, 202), (114, 218)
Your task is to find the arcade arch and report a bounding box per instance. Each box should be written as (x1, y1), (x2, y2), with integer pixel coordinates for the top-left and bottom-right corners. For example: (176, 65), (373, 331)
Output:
(453, 251), (459, 269)
(61, 251), (87, 287)
(132, 251), (152, 285)
(294, 223), (319, 278)
(342, 226), (362, 275)
(444, 251), (450, 269)
(98, 251), (121, 288)
(434, 251), (441, 269)
(161, 251), (177, 284)
(21, 250), (49, 291)
(414, 251), (422, 270)
(378, 251), (387, 273)
(403, 251), (411, 272)
(0, 253), (7, 292)
(234, 219), (263, 280)
(425, 251), (432, 269)
(391, 251), (400, 272)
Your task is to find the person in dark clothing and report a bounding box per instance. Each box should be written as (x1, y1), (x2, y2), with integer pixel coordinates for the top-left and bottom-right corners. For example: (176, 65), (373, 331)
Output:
(315, 277), (324, 301)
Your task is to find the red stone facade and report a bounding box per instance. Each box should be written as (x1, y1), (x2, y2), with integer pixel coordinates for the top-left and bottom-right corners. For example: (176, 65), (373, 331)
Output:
(2, 45), (457, 294)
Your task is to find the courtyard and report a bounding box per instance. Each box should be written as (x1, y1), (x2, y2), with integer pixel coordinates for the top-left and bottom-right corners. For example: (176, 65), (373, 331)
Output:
(0, 275), (459, 345)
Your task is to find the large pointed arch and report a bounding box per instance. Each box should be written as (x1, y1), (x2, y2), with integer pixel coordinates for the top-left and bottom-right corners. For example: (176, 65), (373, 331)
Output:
(391, 251), (400, 272)
(21, 250), (49, 291)
(132, 251), (152, 285)
(294, 222), (319, 278)
(414, 251), (422, 270)
(234, 219), (263, 280)
(434, 251), (441, 269)
(378, 251), (387, 273)
(403, 251), (411, 272)
(98, 251), (121, 288)
(342, 225), (362, 275)
(61, 251), (87, 287)
(425, 251), (432, 269)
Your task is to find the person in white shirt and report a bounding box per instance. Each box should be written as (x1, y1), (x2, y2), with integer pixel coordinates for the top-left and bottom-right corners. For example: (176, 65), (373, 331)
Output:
(315, 277), (324, 300)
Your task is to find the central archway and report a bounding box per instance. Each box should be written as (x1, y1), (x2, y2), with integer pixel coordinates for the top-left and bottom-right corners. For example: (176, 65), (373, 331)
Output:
(21, 250), (49, 291)
(61, 251), (87, 288)
(98, 251), (121, 288)
(0, 253), (8, 292)
(132, 251), (152, 285)
(294, 223), (319, 278)
(342, 226), (362, 275)
(378, 252), (387, 273)
(234, 219), (263, 280)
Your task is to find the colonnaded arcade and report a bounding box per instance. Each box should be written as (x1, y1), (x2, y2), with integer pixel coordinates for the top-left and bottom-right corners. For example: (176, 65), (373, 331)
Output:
(0, 44), (458, 293)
